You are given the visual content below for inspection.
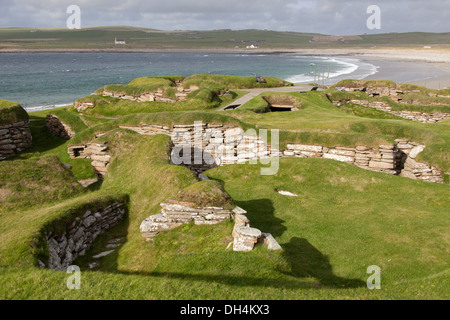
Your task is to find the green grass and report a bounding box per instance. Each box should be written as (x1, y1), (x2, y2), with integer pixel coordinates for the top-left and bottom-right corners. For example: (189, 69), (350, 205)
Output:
(0, 155), (84, 213)
(1, 27), (448, 50)
(183, 74), (293, 90)
(0, 76), (448, 300)
(0, 99), (29, 125)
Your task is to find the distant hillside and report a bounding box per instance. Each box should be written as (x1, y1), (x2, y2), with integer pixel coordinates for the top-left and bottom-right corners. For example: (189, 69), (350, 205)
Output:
(0, 26), (448, 51)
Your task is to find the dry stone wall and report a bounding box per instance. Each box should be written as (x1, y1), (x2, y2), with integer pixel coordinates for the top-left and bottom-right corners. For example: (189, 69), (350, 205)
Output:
(68, 123), (444, 183)
(395, 139), (443, 183)
(334, 99), (450, 123)
(38, 201), (127, 270)
(282, 141), (444, 183)
(140, 200), (233, 240)
(46, 115), (75, 139)
(100, 84), (196, 103)
(0, 120), (32, 160)
(119, 123), (271, 175)
(68, 142), (110, 177)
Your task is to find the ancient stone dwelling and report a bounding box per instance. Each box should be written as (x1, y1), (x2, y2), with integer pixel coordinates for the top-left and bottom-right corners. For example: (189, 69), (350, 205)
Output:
(0, 103), (32, 161)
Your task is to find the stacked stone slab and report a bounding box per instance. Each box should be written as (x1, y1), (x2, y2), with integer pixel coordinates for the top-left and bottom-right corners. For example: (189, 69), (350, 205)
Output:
(73, 101), (94, 112)
(283, 141), (444, 183)
(0, 120), (32, 160)
(116, 122), (272, 175)
(232, 206), (281, 252)
(46, 114), (75, 139)
(283, 143), (400, 175)
(100, 84), (195, 103)
(68, 123), (444, 184)
(334, 99), (450, 123)
(395, 139), (444, 183)
(68, 142), (111, 177)
(140, 200), (233, 240)
(39, 202), (127, 270)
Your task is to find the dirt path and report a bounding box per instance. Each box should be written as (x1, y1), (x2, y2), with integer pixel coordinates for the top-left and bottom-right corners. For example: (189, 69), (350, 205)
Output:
(219, 84), (316, 110)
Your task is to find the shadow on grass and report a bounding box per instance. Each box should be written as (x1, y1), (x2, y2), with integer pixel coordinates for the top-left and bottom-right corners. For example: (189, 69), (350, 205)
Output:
(22, 123), (68, 155)
(280, 237), (365, 289)
(112, 209), (363, 290)
(236, 198), (286, 238)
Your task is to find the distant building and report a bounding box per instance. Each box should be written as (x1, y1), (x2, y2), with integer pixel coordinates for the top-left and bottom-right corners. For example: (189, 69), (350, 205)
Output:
(246, 44), (259, 49)
(114, 38), (126, 45)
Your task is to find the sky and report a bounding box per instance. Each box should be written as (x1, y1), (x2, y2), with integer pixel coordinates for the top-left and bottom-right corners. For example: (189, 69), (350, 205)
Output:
(1, 0), (449, 35)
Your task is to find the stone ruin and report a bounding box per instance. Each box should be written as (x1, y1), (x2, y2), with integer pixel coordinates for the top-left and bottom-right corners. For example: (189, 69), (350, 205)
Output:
(36, 201), (127, 270)
(0, 120), (32, 161)
(46, 114), (75, 139)
(139, 201), (282, 253)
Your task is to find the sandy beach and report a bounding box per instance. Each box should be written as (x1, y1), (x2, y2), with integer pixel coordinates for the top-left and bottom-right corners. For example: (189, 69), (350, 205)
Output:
(281, 48), (450, 89)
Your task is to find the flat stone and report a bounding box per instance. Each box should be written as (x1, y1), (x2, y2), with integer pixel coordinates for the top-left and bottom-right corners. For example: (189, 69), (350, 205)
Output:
(262, 233), (282, 250)
(277, 190), (298, 197)
(409, 145), (425, 159)
(92, 250), (115, 259)
(234, 226), (262, 239)
(232, 206), (247, 215)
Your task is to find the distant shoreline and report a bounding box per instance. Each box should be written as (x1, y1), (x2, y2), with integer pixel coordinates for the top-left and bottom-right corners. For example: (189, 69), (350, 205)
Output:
(1, 47), (449, 62)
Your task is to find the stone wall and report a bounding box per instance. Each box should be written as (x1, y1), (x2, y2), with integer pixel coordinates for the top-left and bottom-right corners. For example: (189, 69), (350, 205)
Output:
(282, 141), (444, 183)
(68, 123), (445, 184)
(100, 84), (195, 103)
(120, 123), (271, 175)
(140, 200), (233, 240)
(38, 201), (127, 270)
(68, 142), (111, 177)
(139, 202), (282, 251)
(395, 139), (443, 183)
(283, 143), (400, 175)
(46, 114), (75, 139)
(0, 120), (32, 160)
(334, 99), (450, 123)
(232, 206), (281, 252)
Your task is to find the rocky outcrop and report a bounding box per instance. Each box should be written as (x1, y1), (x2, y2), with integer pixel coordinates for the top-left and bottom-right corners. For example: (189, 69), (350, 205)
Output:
(0, 120), (32, 160)
(37, 201), (127, 270)
(46, 115), (75, 139)
(140, 200), (233, 240)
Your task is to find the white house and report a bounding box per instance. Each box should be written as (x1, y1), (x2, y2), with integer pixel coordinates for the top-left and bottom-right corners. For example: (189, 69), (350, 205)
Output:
(114, 38), (126, 45)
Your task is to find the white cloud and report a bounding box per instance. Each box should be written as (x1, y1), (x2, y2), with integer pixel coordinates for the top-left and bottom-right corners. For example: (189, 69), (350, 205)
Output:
(0, 0), (449, 34)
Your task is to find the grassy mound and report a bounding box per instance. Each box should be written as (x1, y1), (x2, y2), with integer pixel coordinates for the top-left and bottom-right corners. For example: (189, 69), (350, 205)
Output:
(0, 155), (84, 213)
(0, 99), (29, 125)
(174, 180), (235, 209)
(183, 74), (293, 90)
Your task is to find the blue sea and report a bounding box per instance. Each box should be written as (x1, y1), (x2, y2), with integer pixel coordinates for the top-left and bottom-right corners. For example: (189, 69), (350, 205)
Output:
(0, 52), (378, 110)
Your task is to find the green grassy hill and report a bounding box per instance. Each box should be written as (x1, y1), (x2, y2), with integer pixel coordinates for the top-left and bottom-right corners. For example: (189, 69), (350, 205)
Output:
(1, 26), (448, 50)
(0, 75), (448, 299)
